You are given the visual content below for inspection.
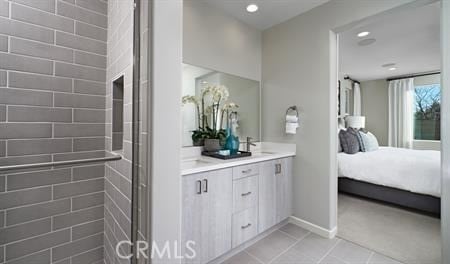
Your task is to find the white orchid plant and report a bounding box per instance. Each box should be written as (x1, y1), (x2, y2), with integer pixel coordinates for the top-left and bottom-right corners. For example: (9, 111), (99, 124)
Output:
(182, 83), (239, 145)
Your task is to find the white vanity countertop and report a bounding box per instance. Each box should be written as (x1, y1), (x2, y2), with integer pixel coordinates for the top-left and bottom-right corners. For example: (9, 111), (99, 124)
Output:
(181, 142), (296, 176)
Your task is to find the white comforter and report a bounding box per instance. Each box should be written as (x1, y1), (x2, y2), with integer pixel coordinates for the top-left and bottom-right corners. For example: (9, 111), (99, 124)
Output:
(338, 147), (441, 197)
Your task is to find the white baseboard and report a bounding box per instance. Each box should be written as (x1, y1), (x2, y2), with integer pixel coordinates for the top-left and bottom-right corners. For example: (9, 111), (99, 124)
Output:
(289, 216), (337, 239)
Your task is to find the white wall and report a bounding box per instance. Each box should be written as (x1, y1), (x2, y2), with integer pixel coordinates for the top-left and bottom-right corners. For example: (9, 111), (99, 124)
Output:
(262, 0), (415, 232)
(415, 73), (441, 85)
(183, 0), (262, 81)
(360, 79), (389, 146)
(441, 1), (450, 263)
(151, 0), (182, 262)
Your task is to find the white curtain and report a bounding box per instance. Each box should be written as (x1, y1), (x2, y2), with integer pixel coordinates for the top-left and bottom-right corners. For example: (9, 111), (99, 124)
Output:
(353, 82), (361, 115)
(388, 78), (414, 148)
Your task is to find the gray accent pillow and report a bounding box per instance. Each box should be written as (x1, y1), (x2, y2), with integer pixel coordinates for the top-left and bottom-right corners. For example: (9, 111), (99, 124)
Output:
(338, 129), (343, 152)
(339, 128), (360, 154)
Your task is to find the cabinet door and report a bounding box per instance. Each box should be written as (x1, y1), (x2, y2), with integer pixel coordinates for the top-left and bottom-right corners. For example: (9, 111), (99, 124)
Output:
(258, 161), (277, 233)
(182, 172), (208, 264)
(276, 158), (293, 222)
(205, 168), (233, 262)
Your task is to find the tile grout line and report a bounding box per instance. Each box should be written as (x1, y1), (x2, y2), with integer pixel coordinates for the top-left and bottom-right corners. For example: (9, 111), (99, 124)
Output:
(316, 237), (342, 263)
(266, 231), (311, 264)
(337, 236), (406, 264)
(5, 68), (106, 84)
(7, 4), (106, 32)
(104, 204), (131, 244)
(277, 228), (307, 241)
(366, 251), (375, 264)
(4, 231), (104, 263)
(4, 248), (50, 264)
(244, 249), (265, 264)
(58, 0), (108, 18)
(4, 203), (104, 229)
(1, 49), (107, 71)
(1, 226), (70, 248)
(2, 85), (107, 98)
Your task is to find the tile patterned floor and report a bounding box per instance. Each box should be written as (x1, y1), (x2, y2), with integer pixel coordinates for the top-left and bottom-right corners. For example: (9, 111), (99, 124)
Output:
(222, 223), (403, 264)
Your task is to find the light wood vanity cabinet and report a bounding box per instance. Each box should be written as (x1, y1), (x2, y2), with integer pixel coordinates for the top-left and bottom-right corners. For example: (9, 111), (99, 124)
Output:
(258, 158), (293, 232)
(276, 158), (293, 222)
(182, 169), (233, 264)
(182, 157), (293, 264)
(258, 160), (277, 232)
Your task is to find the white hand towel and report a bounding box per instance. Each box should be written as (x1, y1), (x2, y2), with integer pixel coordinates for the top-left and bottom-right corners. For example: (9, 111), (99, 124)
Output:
(286, 123), (297, 134)
(285, 114), (299, 134)
(286, 115), (298, 123)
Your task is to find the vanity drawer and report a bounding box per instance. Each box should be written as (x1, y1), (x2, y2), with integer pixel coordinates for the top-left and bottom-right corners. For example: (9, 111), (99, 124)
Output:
(233, 164), (259, 180)
(232, 207), (258, 248)
(233, 175), (258, 213)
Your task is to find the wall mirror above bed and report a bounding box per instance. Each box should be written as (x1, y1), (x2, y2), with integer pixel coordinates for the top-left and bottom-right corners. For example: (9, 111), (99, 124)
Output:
(336, 2), (442, 264)
(181, 63), (261, 147)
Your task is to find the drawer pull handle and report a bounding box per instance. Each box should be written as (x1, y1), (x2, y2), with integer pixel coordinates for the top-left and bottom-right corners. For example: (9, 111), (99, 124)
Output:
(242, 169), (252, 174)
(196, 180), (202, 194)
(241, 223), (252, 229)
(275, 164), (282, 174)
(241, 192), (252, 197)
(202, 179), (208, 193)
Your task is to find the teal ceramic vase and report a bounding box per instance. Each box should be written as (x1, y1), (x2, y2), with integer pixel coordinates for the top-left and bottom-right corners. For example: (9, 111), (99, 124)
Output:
(225, 128), (239, 155)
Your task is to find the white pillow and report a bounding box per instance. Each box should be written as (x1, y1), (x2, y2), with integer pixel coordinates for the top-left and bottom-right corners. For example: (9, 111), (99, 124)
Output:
(359, 131), (379, 152)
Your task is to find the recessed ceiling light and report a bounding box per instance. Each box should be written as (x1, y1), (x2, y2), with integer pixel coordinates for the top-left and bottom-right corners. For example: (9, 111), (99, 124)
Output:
(389, 67), (397, 71)
(357, 31), (370, 37)
(246, 4), (258, 13)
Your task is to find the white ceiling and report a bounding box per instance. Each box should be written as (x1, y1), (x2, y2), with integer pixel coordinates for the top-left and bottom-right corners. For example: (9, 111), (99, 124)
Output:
(204, 0), (329, 30)
(339, 2), (440, 82)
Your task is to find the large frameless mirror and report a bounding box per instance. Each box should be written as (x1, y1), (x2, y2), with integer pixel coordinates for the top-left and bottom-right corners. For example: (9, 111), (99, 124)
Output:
(182, 64), (261, 147)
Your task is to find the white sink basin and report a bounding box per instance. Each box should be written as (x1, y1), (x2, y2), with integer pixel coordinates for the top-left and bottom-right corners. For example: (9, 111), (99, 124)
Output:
(181, 158), (214, 170)
(252, 151), (277, 156)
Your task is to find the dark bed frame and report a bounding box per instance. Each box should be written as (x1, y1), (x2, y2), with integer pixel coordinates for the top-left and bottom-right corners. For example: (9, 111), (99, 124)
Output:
(338, 177), (441, 216)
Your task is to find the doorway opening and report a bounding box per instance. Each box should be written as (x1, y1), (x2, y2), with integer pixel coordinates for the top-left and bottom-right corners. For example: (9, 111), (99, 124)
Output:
(335, 2), (442, 263)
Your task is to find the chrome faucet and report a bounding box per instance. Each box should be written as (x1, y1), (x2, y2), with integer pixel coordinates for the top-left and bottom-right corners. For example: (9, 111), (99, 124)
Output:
(244, 137), (256, 152)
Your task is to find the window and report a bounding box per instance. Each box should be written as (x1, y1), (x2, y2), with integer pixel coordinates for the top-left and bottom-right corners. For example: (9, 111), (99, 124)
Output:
(414, 84), (441, 140)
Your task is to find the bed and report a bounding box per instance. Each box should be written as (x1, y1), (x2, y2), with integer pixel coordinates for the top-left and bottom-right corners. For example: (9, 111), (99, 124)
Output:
(338, 147), (441, 215)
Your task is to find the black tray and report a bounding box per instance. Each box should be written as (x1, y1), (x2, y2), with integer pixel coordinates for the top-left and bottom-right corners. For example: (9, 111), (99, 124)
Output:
(202, 150), (252, 160)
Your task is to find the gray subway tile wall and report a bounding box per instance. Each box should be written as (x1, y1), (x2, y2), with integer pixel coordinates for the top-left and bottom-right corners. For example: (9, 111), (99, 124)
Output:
(104, 0), (135, 263)
(10, 0), (56, 13)
(76, 21), (108, 42)
(8, 71), (73, 92)
(0, 0), (111, 263)
(5, 250), (51, 264)
(0, 35), (7, 52)
(0, 16), (55, 43)
(10, 37), (74, 63)
(6, 199), (71, 226)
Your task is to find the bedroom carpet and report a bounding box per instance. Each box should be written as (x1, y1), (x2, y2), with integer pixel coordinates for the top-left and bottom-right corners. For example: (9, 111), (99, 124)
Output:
(338, 194), (441, 264)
